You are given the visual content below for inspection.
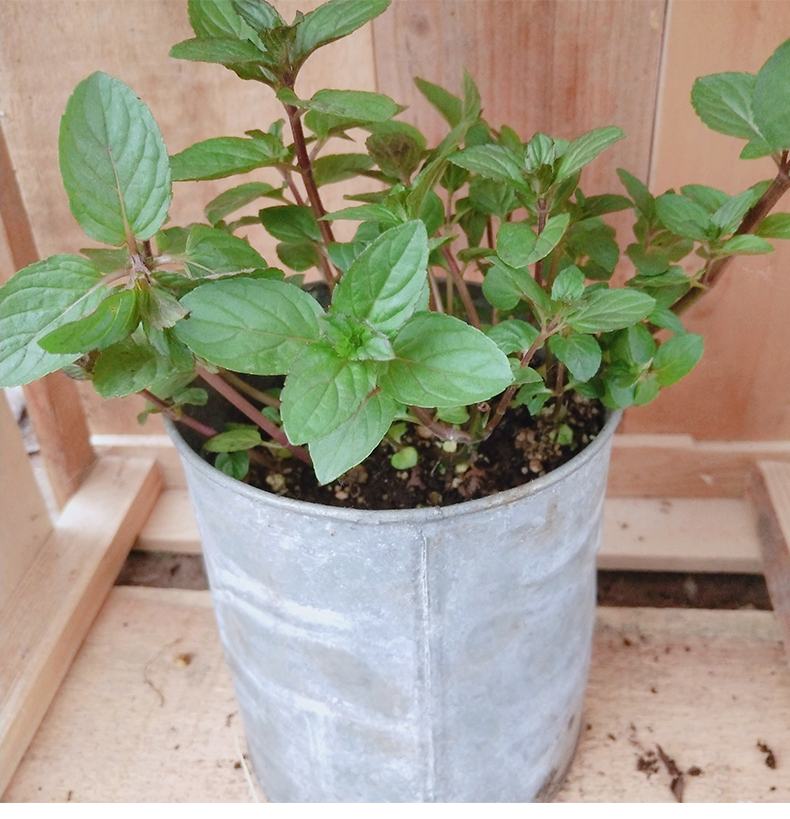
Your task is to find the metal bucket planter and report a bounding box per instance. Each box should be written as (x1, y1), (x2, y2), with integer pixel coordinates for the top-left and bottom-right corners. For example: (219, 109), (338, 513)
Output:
(167, 409), (621, 802)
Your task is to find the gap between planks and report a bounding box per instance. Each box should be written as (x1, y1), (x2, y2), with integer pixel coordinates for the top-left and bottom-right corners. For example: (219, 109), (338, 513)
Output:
(3, 586), (787, 803)
(137, 489), (763, 575)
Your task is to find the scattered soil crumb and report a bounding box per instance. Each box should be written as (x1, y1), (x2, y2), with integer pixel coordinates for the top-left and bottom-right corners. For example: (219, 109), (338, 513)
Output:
(657, 745), (685, 803)
(758, 742), (777, 769)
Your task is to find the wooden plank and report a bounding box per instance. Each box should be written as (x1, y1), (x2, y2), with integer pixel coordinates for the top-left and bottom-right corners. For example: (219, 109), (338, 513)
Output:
(609, 435), (790, 499)
(624, 0), (790, 440)
(372, 0), (665, 196)
(136, 488), (762, 574)
(1, 125), (96, 506)
(3, 589), (787, 802)
(750, 462), (790, 663)
(601, 498), (760, 574)
(0, 392), (52, 602)
(0, 457), (163, 794)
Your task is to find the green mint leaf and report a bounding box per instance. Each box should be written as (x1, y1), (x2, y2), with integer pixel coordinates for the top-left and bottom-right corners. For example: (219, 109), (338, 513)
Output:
(170, 135), (288, 181)
(648, 305), (687, 336)
(205, 182), (284, 225)
(485, 320), (540, 355)
(0, 255), (105, 387)
(496, 222), (537, 268)
(414, 77), (462, 127)
(378, 312), (512, 408)
(39, 289), (139, 354)
(259, 205), (322, 243)
(331, 220), (429, 333)
(551, 265), (585, 302)
(756, 213), (790, 239)
(184, 225), (268, 277)
(323, 202), (405, 228)
(566, 289), (655, 333)
(617, 169), (655, 219)
(174, 278), (322, 373)
(79, 248), (129, 274)
(680, 184), (730, 213)
(203, 426), (263, 453)
(281, 343), (377, 444)
(711, 188), (762, 234)
(483, 260), (550, 314)
(92, 338), (177, 398)
(514, 374), (552, 415)
(526, 213), (571, 264)
(753, 39), (790, 151)
(292, 0), (391, 65)
(739, 136), (776, 159)
(189, 0), (256, 38)
(652, 333), (704, 386)
(626, 323), (657, 365)
(169, 37), (270, 65)
(691, 72), (762, 140)
(466, 178), (518, 218)
(577, 194), (633, 218)
(555, 126), (625, 181)
(655, 193), (713, 242)
(548, 332), (602, 382)
(59, 73), (171, 246)
(449, 144), (530, 196)
(309, 390), (398, 484)
(312, 153), (375, 187)
(565, 218), (619, 277)
(214, 450), (251, 480)
(717, 234), (774, 255)
(285, 89), (402, 123)
(276, 242), (322, 272)
(365, 124), (426, 182)
(230, 0), (285, 32)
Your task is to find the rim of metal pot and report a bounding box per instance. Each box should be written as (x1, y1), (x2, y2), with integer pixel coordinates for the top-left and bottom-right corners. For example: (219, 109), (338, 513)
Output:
(166, 409), (622, 526)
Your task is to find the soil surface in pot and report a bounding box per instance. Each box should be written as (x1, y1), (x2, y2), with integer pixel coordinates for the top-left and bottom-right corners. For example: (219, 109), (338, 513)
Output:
(242, 393), (605, 510)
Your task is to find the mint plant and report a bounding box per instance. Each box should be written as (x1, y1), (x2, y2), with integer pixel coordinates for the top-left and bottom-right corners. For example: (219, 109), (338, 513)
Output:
(2, 0), (789, 489)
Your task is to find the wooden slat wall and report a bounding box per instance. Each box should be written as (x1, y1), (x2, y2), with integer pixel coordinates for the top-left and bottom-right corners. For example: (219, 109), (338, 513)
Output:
(1, 0), (788, 441)
(625, 0), (790, 440)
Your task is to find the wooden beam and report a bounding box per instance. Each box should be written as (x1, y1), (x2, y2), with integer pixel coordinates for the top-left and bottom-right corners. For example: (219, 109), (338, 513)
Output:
(749, 462), (790, 665)
(0, 456), (162, 794)
(0, 124), (96, 508)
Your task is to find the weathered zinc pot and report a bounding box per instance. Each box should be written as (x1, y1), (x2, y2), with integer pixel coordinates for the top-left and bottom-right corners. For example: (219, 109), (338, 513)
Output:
(167, 409), (621, 802)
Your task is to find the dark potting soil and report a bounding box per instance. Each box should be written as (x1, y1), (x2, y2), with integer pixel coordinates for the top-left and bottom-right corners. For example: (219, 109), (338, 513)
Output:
(243, 393), (606, 510)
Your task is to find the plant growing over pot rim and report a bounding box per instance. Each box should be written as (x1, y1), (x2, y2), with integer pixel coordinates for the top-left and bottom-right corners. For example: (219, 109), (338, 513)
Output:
(1, 0), (789, 498)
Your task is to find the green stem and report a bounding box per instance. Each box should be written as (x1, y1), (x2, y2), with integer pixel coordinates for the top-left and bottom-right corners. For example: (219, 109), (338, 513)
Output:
(533, 199), (548, 287)
(410, 406), (474, 443)
(141, 390), (217, 438)
(441, 246), (481, 329)
(221, 371), (281, 409)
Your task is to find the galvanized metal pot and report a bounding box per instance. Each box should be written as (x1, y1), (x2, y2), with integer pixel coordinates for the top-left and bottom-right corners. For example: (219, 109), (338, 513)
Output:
(167, 410), (621, 802)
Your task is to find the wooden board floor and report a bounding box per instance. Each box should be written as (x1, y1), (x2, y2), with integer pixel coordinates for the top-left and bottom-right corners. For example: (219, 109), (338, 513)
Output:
(3, 587), (788, 803)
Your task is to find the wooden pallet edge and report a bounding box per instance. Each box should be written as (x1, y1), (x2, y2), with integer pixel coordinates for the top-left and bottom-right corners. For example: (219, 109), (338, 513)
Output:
(0, 455), (162, 794)
(748, 462), (790, 664)
(136, 489), (762, 574)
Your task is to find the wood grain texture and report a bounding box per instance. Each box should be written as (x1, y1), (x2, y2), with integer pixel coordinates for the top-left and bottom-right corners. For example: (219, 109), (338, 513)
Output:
(1, 124), (96, 504)
(134, 487), (763, 573)
(372, 0), (666, 193)
(0, 457), (162, 794)
(750, 462), (790, 663)
(624, 0), (790, 440)
(0, 392), (52, 602)
(3, 589), (787, 802)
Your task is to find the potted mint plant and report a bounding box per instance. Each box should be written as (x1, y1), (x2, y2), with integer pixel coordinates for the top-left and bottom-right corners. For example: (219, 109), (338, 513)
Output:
(2, 0), (789, 802)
